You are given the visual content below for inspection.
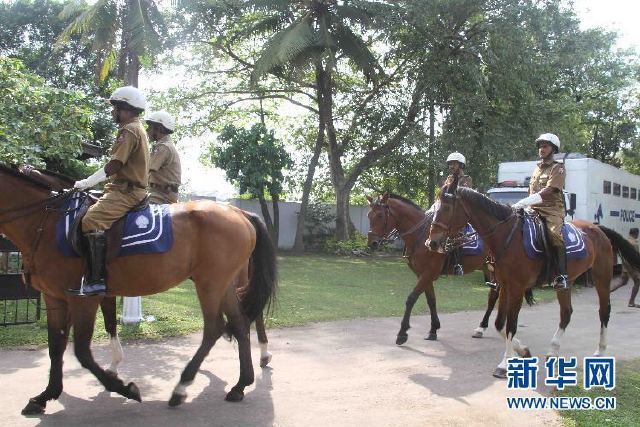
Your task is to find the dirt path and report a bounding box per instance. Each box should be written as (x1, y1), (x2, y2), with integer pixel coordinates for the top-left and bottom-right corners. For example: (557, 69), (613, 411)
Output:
(1, 287), (638, 426)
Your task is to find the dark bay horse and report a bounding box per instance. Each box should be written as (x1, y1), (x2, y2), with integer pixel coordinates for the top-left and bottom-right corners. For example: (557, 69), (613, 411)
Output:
(366, 193), (499, 343)
(427, 179), (640, 377)
(0, 164), (276, 414)
(19, 165), (273, 370)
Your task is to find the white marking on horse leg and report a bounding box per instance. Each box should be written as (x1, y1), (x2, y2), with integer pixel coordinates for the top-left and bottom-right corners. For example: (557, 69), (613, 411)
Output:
(472, 326), (486, 338)
(260, 342), (269, 359)
(497, 328), (515, 370)
(547, 327), (565, 357)
(594, 326), (608, 356)
(173, 381), (193, 398)
(107, 336), (124, 374)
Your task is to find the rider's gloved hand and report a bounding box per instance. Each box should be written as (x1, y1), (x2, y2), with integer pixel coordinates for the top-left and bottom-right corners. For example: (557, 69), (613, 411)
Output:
(73, 168), (107, 191)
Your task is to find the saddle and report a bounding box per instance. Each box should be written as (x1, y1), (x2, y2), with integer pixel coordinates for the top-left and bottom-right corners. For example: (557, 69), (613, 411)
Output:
(68, 192), (150, 262)
(520, 209), (555, 285)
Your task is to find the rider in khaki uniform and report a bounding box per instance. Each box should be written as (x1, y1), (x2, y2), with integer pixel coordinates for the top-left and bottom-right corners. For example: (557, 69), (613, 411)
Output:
(69, 86), (150, 296)
(513, 133), (568, 289)
(431, 152), (473, 275)
(443, 151), (473, 189)
(146, 111), (181, 204)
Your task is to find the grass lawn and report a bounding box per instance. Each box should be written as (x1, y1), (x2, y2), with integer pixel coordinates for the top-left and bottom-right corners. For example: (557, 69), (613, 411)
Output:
(0, 253), (560, 347)
(556, 358), (640, 427)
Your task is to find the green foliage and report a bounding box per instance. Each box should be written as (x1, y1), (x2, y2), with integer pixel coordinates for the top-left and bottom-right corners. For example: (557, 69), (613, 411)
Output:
(556, 359), (640, 427)
(210, 123), (293, 197)
(0, 57), (93, 170)
(324, 232), (370, 256)
(302, 202), (336, 250)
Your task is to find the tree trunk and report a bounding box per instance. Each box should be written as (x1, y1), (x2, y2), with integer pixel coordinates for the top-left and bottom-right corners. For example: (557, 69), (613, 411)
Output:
(292, 91), (325, 253)
(271, 192), (280, 249)
(257, 193), (276, 245)
(427, 101), (436, 205)
(318, 62), (350, 240)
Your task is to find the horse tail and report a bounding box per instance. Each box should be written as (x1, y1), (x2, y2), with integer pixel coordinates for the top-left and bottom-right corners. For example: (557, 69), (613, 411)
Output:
(598, 225), (640, 270)
(241, 211), (278, 323)
(524, 288), (535, 306)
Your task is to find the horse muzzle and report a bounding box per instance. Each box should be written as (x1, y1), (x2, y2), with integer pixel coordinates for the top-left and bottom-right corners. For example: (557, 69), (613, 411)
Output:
(425, 237), (445, 254)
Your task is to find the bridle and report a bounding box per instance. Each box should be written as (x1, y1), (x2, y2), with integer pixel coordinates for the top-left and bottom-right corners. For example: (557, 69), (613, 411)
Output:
(430, 190), (517, 253)
(369, 201), (431, 247)
(0, 189), (78, 283)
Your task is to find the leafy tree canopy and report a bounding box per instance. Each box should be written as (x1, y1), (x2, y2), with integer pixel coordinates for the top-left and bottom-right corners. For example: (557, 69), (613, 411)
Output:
(0, 57), (93, 172)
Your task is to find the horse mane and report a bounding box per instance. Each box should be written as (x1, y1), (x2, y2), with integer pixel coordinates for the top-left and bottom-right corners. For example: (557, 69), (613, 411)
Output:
(0, 163), (70, 191)
(387, 194), (424, 212)
(456, 187), (513, 220)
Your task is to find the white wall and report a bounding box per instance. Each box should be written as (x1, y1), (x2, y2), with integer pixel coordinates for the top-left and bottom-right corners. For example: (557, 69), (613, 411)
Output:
(227, 199), (370, 249)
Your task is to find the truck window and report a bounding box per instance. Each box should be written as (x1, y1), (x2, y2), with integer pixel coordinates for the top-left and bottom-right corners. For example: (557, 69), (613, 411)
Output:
(633, 188), (638, 200)
(603, 181), (611, 194)
(623, 186), (629, 198)
(613, 183), (621, 196)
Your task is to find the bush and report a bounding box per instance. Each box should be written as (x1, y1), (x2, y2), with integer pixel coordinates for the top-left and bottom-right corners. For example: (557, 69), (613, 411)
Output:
(324, 232), (371, 256)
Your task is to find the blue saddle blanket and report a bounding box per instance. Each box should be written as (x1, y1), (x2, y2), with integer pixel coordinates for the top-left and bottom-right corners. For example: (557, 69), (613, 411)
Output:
(522, 217), (587, 260)
(56, 193), (173, 257)
(461, 223), (484, 256)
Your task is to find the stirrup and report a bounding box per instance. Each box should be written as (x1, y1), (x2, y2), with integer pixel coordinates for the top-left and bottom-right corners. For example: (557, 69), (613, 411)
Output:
(553, 275), (568, 290)
(485, 281), (498, 290)
(68, 277), (106, 297)
(454, 264), (464, 276)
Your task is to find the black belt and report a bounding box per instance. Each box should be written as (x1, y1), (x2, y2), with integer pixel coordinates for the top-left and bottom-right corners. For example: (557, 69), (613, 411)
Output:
(150, 183), (179, 193)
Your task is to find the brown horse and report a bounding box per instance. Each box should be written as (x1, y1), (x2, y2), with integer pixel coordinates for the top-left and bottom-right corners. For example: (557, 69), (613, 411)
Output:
(0, 164), (277, 414)
(366, 193), (500, 343)
(19, 165), (273, 369)
(427, 178), (640, 377)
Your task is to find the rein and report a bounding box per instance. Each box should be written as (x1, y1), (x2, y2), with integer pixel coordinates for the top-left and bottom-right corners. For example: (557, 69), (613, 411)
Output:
(0, 189), (78, 284)
(371, 202), (430, 246)
(433, 191), (519, 259)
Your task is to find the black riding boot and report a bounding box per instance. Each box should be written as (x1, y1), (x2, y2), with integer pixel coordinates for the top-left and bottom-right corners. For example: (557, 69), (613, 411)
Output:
(553, 242), (568, 290)
(453, 248), (464, 276)
(68, 231), (107, 296)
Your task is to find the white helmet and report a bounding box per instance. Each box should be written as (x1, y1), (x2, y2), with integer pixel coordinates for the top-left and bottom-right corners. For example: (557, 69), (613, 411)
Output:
(109, 86), (146, 111)
(146, 110), (176, 132)
(446, 151), (466, 166)
(536, 133), (560, 151)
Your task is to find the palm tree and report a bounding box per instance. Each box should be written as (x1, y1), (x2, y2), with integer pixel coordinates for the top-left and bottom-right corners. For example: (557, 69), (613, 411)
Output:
(57, 0), (165, 86)
(249, 0), (386, 243)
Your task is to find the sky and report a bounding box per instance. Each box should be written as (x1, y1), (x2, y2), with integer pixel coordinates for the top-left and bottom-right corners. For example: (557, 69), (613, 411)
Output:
(141, 0), (640, 201)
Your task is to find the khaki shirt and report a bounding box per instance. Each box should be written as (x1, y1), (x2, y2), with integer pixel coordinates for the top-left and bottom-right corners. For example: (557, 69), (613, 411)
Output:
(529, 159), (565, 217)
(628, 236), (639, 253)
(109, 118), (150, 190)
(443, 173), (473, 189)
(149, 135), (181, 190)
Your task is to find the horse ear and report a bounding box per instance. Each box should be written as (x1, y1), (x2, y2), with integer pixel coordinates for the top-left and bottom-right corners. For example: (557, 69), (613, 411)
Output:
(382, 192), (389, 203)
(366, 195), (373, 205)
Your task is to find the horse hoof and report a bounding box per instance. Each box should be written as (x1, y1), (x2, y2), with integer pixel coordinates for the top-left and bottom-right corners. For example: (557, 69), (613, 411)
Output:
(521, 348), (532, 358)
(168, 392), (186, 407)
(260, 354), (272, 368)
(225, 389), (244, 402)
(472, 331), (483, 338)
(493, 368), (507, 379)
(124, 382), (142, 402)
(21, 399), (45, 416)
(396, 334), (408, 345)
(424, 332), (437, 341)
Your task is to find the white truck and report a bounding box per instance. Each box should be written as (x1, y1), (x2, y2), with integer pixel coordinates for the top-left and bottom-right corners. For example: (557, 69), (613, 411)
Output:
(486, 153), (640, 237)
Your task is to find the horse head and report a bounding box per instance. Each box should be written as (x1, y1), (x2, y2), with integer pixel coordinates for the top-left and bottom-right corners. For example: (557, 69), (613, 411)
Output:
(426, 178), (468, 253)
(366, 192), (397, 250)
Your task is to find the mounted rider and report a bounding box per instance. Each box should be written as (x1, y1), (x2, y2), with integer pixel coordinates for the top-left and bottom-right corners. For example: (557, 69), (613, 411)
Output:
(512, 133), (568, 290)
(146, 111), (182, 204)
(442, 152), (472, 275)
(68, 86), (150, 296)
